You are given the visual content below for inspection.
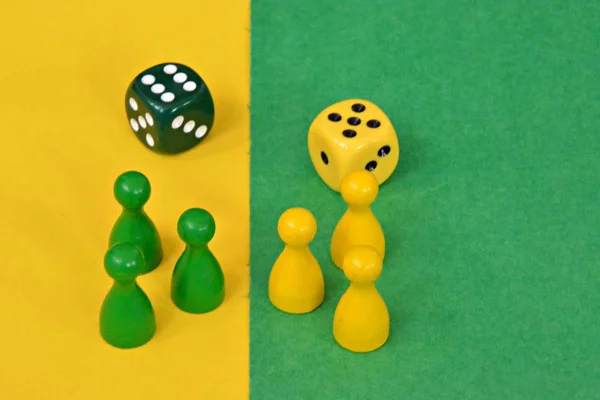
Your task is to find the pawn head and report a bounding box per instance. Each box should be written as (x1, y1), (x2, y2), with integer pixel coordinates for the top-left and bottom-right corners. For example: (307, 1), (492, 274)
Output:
(178, 208), (216, 246)
(104, 242), (144, 282)
(342, 246), (383, 283)
(340, 170), (379, 207)
(277, 207), (317, 246)
(114, 171), (151, 210)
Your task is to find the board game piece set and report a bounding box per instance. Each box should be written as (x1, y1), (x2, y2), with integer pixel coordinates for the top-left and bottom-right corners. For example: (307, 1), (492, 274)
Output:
(269, 99), (400, 353)
(110, 62), (399, 353)
(100, 170), (225, 349)
(100, 62), (220, 349)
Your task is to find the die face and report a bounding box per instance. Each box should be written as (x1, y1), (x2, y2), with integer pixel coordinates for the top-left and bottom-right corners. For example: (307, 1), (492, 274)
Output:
(345, 131), (399, 184)
(125, 91), (160, 150)
(308, 127), (346, 190)
(125, 63), (215, 154)
(308, 99), (399, 191)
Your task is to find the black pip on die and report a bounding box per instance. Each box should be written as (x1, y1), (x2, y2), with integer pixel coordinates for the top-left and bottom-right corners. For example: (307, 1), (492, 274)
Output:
(125, 63), (215, 154)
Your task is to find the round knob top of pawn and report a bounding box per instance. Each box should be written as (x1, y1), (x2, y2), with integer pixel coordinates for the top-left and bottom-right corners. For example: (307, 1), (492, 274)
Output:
(342, 246), (383, 283)
(178, 208), (216, 247)
(340, 170), (379, 207)
(114, 171), (151, 210)
(277, 207), (317, 246)
(104, 242), (144, 282)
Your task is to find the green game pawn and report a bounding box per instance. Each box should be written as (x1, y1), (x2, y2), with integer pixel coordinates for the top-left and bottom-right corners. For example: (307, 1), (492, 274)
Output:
(100, 242), (156, 349)
(109, 171), (162, 274)
(171, 208), (225, 314)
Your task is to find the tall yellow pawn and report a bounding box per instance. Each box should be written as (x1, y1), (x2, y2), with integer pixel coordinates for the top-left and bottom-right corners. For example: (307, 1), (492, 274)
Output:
(333, 246), (390, 353)
(268, 207), (325, 314)
(331, 170), (385, 269)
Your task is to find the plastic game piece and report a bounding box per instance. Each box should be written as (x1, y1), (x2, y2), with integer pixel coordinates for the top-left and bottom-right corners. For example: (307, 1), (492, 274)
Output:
(99, 242), (156, 349)
(307, 99), (399, 192)
(333, 245), (389, 353)
(109, 171), (163, 274)
(268, 207), (325, 314)
(170, 208), (225, 314)
(331, 170), (385, 269)
(125, 62), (215, 154)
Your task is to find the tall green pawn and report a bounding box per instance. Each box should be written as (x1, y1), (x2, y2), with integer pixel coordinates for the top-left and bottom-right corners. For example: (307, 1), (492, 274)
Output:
(171, 208), (225, 314)
(100, 242), (156, 349)
(109, 171), (162, 274)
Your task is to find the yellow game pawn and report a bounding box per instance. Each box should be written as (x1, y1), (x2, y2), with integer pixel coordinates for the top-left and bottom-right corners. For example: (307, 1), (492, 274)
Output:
(331, 170), (385, 269)
(333, 246), (389, 353)
(268, 207), (325, 314)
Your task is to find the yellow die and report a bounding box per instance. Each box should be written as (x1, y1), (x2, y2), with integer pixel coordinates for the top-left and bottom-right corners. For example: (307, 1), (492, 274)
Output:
(307, 99), (400, 192)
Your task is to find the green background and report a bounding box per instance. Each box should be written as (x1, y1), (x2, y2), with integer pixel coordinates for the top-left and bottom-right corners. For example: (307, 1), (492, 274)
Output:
(250, 2), (600, 399)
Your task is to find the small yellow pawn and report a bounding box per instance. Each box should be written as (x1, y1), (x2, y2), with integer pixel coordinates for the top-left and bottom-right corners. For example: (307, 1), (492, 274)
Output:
(268, 207), (325, 314)
(333, 246), (389, 353)
(331, 170), (385, 269)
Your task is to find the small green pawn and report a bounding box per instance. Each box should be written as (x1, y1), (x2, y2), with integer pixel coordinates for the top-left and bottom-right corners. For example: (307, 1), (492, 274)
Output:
(109, 171), (162, 274)
(171, 208), (225, 314)
(100, 242), (156, 349)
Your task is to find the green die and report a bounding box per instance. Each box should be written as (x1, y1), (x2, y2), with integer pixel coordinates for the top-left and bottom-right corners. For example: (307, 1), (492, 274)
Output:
(125, 62), (215, 154)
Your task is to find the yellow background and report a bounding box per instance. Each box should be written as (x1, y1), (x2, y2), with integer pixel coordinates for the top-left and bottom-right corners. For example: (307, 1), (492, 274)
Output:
(0, 1), (250, 398)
